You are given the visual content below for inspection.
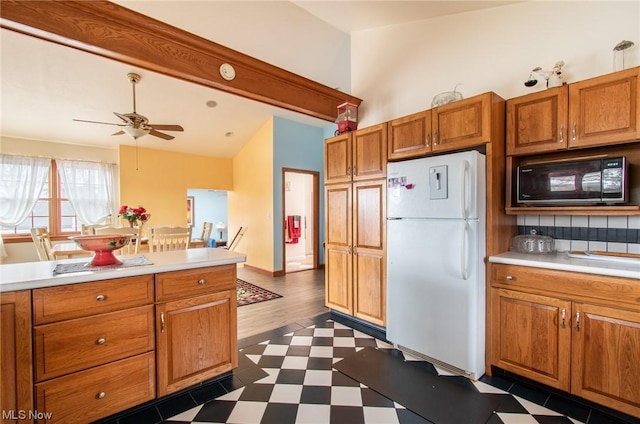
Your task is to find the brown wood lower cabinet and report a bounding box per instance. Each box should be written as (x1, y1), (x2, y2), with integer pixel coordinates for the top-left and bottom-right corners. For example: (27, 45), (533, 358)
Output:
(155, 265), (238, 397)
(0, 290), (33, 424)
(490, 263), (640, 418)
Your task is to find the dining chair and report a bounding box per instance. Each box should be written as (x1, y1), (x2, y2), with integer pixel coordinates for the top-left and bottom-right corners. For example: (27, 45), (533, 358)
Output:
(81, 224), (107, 235)
(149, 226), (191, 252)
(30, 227), (53, 261)
(94, 226), (140, 255)
(200, 222), (213, 243)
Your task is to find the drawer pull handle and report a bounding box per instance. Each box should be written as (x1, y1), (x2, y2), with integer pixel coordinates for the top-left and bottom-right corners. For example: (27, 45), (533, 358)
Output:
(575, 311), (581, 332)
(97, 338), (106, 345)
(161, 312), (165, 333)
(198, 279), (206, 285)
(559, 124), (564, 143)
(96, 294), (105, 301)
(97, 392), (106, 399)
(561, 308), (566, 328)
(505, 275), (514, 281)
(572, 122), (577, 141)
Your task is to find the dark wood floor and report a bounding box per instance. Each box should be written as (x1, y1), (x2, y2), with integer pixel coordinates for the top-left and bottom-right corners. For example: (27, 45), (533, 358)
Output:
(236, 266), (327, 340)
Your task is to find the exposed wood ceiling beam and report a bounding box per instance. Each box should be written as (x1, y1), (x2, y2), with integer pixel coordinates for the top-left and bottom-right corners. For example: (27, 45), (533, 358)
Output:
(0, 0), (362, 122)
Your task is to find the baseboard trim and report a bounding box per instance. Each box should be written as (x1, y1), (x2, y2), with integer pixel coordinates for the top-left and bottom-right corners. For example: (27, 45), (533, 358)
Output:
(243, 263), (284, 277)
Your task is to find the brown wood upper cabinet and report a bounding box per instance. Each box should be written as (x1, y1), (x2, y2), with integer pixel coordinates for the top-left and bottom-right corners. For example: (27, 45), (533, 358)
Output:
(507, 67), (640, 155)
(324, 124), (387, 184)
(432, 92), (501, 152)
(507, 85), (569, 155)
(388, 110), (431, 160)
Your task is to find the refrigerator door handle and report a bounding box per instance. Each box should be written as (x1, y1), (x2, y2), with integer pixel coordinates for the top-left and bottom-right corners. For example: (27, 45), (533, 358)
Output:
(460, 221), (469, 280)
(461, 160), (471, 218)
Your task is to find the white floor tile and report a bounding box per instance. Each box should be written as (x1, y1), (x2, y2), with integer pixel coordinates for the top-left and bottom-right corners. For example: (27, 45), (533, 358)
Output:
(313, 328), (334, 337)
(262, 344), (290, 356)
(217, 387), (244, 401)
(514, 395), (562, 416)
(226, 401), (268, 424)
(472, 380), (508, 394)
(309, 346), (333, 358)
(295, 404), (331, 423)
(333, 337), (356, 347)
(281, 356), (309, 369)
(245, 354), (261, 364)
(255, 368), (279, 384)
(168, 405), (202, 421)
(290, 336), (313, 346)
(303, 369), (333, 386)
(363, 406), (400, 423)
(496, 412), (541, 423)
(268, 384), (303, 403)
(331, 386), (363, 406)
(353, 330), (372, 339)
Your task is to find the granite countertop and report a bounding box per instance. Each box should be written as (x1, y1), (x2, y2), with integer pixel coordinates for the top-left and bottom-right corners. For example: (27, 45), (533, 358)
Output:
(489, 251), (640, 280)
(0, 248), (247, 292)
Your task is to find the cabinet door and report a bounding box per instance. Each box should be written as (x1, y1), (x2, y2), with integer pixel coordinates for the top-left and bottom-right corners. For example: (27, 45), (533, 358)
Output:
(432, 92), (492, 152)
(0, 291), (33, 424)
(352, 180), (386, 326)
(156, 290), (237, 397)
(352, 123), (387, 181)
(491, 288), (571, 391)
(388, 110), (431, 160)
(324, 183), (353, 314)
(571, 303), (640, 418)
(569, 67), (640, 148)
(506, 86), (568, 155)
(324, 133), (352, 184)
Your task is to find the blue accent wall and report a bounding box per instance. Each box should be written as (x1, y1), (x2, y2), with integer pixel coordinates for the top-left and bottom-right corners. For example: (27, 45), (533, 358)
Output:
(273, 116), (326, 270)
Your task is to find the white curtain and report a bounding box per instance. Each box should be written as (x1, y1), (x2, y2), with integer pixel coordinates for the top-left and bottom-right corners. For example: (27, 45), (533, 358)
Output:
(0, 154), (50, 227)
(56, 159), (115, 225)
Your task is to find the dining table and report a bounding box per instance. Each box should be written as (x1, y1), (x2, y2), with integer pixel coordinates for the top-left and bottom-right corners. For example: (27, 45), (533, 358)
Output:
(49, 242), (91, 259)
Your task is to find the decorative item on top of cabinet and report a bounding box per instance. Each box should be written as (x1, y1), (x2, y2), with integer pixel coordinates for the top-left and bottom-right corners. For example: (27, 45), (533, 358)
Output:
(388, 110), (431, 160)
(490, 263), (640, 419)
(431, 91), (505, 153)
(324, 124), (387, 184)
(507, 85), (569, 156)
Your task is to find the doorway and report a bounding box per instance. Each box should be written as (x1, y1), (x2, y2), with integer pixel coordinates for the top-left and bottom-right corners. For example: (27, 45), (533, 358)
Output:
(283, 169), (319, 273)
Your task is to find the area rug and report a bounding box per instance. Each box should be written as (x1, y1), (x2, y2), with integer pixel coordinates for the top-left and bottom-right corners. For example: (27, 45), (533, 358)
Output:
(237, 279), (282, 307)
(334, 347), (499, 424)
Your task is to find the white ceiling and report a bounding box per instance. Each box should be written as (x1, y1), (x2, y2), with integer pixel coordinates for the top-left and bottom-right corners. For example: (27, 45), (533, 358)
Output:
(0, 1), (520, 158)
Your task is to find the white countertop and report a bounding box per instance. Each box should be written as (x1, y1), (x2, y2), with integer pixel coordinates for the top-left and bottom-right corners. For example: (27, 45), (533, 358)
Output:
(0, 248), (247, 292)
(489, 251), (640, 280)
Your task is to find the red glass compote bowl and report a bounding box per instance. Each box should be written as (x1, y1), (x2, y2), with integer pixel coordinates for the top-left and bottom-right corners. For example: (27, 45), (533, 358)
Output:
(68, 234), (133, 267)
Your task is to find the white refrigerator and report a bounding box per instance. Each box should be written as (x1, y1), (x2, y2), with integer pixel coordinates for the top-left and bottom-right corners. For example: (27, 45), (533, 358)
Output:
(386, 150), (486, 380)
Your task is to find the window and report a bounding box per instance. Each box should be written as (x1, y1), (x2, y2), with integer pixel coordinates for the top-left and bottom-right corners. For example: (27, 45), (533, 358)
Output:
(0, 157), (115, 239)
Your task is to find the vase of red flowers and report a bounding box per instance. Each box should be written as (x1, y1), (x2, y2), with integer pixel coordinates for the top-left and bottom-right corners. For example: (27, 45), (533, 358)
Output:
(118, 205), (151, 227)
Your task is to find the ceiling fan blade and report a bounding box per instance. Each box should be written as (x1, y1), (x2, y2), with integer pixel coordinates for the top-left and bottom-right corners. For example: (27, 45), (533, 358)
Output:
(149, 129), (175, 140)
(149, 124), (184, 132)
(113, 112), (133, 124)
(111, 130), (125, 136)
(73, 118), (125, 126)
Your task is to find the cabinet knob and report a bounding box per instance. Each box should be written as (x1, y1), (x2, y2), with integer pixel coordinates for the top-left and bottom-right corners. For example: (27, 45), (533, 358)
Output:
(96, 294), (105, 301)
(433, 131), (439, 145)
(559, 124), (564, 143)
(505, 275), (514, 281)
(572, 122), (577, 141)
(96, 392), (106, 399)
(198, 279), (206, 285)
(96, 338), (106, 345)
(425, 133), (430, 147)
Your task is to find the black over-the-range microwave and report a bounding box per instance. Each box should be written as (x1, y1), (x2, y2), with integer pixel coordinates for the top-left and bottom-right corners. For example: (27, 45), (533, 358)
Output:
(517, 156), (628, 205)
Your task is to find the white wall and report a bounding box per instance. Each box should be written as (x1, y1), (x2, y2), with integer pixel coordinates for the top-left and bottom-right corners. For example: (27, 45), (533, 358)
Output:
(351, 1), (640, 126)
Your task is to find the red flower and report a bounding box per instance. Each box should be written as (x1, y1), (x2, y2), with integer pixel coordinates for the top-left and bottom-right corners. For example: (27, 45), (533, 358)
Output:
(118, 205), (151, 225)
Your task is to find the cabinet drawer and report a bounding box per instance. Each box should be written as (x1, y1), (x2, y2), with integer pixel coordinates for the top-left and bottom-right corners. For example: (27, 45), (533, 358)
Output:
(35, 352), (155, 424)
(155, 264), (236, 301)
(491, 263), (640, 309)
(34, 305), (155, 381)
(33, 275), (154, 324)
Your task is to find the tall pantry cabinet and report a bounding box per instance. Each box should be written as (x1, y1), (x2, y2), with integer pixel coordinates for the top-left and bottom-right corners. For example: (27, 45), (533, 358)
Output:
(324, 124), (387, 326)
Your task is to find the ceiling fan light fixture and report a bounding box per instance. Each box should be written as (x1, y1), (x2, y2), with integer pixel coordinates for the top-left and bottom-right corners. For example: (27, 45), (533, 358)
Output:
(124, 126), (150, 139)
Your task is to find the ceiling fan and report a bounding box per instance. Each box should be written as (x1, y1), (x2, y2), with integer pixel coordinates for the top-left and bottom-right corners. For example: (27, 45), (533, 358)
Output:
(73, 73), (184, 140)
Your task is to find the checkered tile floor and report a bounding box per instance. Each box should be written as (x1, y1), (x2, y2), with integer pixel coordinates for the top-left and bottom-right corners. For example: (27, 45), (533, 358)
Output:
(162, 319), (590, 424)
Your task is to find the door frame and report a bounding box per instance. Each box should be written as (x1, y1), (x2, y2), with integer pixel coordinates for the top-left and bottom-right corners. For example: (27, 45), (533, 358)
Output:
(282, 168), (319, 273)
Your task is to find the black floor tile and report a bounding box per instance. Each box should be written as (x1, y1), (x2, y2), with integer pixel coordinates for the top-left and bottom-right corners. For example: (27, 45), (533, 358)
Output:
(189, 381), (228, 404)
(237, 382), (274, 401)
(192, 400), (236, 423)
(257, 355), (286, 368)
(509, 381), (550, 405)
(275, 369), (306, 384)
(286, 345), (312, 356)
(490, 393), (530, 414)
(330, 405), (365, 424)
(588, 409), (640, 424)
(218, 374), (246, 393)
(156, 392), (197, 420)
(331, 370), (361, 387)
(300, 386), (332, 404)
(261, 402), (299, 424)
(545, 394), (591, 423)
(396, 408), (435, 423)
(118, 405), (162, 424)
(361, 387), (396, 407)
(479, 373), (514, 392)
(307, 357), (334, 370)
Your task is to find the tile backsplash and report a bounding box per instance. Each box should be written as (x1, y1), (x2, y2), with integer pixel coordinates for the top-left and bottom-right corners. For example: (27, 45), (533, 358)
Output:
(516, 215), (640, 254)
